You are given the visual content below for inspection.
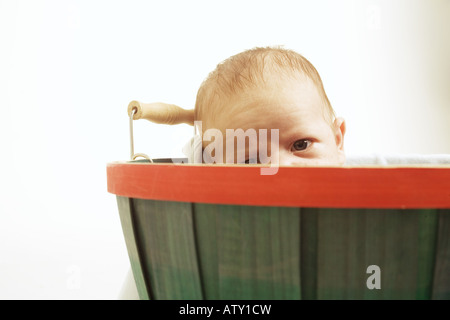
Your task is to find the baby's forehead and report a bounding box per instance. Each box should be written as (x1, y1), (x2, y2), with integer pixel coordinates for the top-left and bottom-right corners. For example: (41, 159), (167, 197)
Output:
(224, 75), (321, 111)
(208, 85), (328, 130)
(198, 60), (334, 127)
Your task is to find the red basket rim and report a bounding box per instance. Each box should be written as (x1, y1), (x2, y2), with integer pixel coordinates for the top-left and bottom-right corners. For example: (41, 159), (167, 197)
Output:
(107, 162), (450, 209)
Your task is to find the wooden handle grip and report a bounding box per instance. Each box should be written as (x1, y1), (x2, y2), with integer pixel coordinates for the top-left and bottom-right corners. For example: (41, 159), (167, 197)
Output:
(127, 100), (194, 126)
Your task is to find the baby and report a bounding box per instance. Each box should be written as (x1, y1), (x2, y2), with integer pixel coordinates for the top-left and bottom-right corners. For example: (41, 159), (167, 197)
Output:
(187, 46), (346, 166)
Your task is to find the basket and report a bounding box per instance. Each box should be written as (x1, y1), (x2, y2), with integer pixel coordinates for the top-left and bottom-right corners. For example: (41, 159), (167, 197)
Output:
(106, 101), (450, 300)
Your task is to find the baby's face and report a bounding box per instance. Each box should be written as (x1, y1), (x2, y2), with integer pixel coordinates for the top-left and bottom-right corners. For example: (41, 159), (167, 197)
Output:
(203, 76), (346, 166)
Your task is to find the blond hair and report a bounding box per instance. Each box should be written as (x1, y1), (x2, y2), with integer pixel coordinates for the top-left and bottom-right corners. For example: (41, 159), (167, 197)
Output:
(195, 46), (335, 126)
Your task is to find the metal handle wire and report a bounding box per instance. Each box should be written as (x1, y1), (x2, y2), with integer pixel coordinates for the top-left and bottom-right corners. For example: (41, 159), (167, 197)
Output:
(129, 107), (152, 162)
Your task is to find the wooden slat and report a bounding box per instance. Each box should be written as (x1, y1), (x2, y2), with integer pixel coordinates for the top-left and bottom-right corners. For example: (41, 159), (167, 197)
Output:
(300, 208), (318, 299)
(416, 210), (439, 299)
(116, 196), (151, 300)
(191, 204), (220, 299)
(131, 199), (203, 299)
(432, 209), (450, 299)
(193, 204), (301, 299)
(316, 208), (367, 299)
(315, 209), (438, 299)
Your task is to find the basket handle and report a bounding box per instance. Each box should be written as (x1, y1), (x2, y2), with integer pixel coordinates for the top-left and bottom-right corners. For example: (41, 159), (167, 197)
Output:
(127, 101), (195, 161)
(127, 100), (194, 125)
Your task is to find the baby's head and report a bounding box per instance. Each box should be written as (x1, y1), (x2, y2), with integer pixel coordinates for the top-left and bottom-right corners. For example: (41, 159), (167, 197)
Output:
(194, 46), (346, 166)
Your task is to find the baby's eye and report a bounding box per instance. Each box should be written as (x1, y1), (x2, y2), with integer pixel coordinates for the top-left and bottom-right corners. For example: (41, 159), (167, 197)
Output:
(244, 158), (258, 164)
(291, 139), (311, 152)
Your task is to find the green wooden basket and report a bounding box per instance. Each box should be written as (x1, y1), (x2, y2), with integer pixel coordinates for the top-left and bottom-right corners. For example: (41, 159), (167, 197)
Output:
(107, 160), (450, 300)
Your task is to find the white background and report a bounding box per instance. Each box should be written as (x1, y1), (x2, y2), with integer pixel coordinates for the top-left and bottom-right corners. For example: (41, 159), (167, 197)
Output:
(0, 0), (449, 299)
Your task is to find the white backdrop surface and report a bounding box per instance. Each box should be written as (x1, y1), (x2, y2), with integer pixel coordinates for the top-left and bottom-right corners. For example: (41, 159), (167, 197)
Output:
(0, 0), (449, 299)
